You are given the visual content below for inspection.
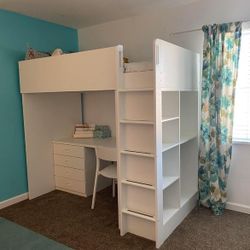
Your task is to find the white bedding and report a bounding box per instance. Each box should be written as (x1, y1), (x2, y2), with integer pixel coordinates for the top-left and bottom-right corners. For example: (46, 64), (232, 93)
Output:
(124, 61), (153, 73)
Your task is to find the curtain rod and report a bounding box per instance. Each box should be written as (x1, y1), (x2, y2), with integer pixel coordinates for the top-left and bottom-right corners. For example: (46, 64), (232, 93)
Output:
(170, 20), (250, 36)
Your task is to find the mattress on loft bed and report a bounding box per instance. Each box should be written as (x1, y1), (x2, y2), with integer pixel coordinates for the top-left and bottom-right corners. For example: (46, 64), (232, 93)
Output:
(124, 61), (153, 73)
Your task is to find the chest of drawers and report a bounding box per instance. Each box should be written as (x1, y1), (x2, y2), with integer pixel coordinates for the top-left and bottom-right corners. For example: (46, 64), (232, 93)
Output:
(53, 142), (96, 197)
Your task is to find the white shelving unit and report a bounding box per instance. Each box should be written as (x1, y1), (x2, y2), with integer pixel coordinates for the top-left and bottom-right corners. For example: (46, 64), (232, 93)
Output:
(117, 39), (200, 248)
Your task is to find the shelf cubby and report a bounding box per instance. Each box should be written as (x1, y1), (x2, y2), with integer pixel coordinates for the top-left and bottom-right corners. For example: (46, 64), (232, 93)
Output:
(163, 180), (180, 224)
(162, 119), (179, 148)
(120, 123), (154, 154)
(162, 146), (180, 190)
(162, 146), (179, 176)
(162, 91), (179, 120)
(180, 138), (198, 206)
(180, 91), (198, 141)
(120, 153), (155, 186)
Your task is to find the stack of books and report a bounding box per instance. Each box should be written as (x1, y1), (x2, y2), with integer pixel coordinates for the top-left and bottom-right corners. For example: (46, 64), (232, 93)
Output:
(73, 124), (95, 138)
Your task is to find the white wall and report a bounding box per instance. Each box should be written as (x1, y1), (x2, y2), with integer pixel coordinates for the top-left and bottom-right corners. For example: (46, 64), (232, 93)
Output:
(83, 91), (116, 136)
(78, 0), (250, 211)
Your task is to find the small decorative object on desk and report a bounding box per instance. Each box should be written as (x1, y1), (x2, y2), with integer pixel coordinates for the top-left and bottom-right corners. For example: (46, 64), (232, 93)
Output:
(94, 125), (111, 139)
(73, 123), (95, 138)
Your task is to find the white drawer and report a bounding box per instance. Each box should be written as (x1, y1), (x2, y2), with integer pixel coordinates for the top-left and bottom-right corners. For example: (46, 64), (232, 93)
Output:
(53, 143), (84, 158)
(54, 154), (84, 170)
(55, 165), (84, 181)
(55, 176), (85, 194)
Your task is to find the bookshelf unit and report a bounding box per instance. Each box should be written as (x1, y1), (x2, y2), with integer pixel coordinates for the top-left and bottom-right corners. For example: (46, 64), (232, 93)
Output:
(117, 39), (200, 248)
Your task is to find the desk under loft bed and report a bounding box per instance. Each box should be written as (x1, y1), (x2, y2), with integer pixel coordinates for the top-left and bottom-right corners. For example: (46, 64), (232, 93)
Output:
(19, 39), (200, 248)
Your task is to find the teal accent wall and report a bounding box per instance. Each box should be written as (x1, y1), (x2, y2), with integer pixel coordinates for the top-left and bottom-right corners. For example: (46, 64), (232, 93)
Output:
(0, 10), (78, 202)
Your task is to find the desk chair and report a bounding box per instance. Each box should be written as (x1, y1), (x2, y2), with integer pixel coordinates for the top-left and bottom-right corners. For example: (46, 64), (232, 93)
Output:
(91, 147), (117, 209)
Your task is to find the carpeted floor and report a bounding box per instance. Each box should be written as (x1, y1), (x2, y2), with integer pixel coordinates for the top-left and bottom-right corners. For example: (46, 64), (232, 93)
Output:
(0, 188), (249, 250)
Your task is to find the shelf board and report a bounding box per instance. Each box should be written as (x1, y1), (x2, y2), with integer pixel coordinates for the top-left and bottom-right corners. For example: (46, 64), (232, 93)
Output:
(162, 117), (179, 123)
(181, 192), (197, 206)
(120, 150), (155, 158)
(163, 176), (179, 190)
(122, 209), (156, 222)
(180, 134), (197, 145)
(120, 119), (154, 125)
(161, 88), (198, 92)
(163, 208), (179, 224)
(162, 142), (179, 152)
(118, 88), (154, 92)
(122, 179), (155, 190)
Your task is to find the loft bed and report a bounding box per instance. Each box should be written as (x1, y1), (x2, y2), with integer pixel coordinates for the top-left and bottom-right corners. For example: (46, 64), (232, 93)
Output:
(19, 39), (200, 249)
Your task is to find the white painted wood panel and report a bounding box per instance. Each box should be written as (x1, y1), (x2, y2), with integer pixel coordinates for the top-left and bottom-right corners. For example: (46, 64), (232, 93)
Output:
(19, 46), (122, 93)
(54, 165), (84, 181)
(125, 215), (155, 241)
(120, 123), (154, 154)
(55, 176), (85, 194)
(54, 154), (85, 170)
(155, 39), (199, 91)
(123, 71), (154, 89)
(120, 154), (155, 186)
(22, 92), (81, 199)
(124, 185), (155, 216)
(119, 91), (154, 121)
(53, 143), (84, 158)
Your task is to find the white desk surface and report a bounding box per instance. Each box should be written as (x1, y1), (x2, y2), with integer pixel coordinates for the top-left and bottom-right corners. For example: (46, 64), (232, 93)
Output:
(53, 137), (116, 149)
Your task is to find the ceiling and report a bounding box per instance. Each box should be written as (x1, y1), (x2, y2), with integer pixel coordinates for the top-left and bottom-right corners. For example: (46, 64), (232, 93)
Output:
(0, 0), (199, 28)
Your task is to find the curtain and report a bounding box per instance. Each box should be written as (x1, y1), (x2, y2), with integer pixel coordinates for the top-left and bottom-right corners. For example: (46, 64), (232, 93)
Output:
(199, 22), (242, 215)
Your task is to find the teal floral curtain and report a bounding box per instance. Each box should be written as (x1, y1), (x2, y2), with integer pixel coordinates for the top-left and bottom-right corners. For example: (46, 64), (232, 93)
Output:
(199, 22), (242, 215)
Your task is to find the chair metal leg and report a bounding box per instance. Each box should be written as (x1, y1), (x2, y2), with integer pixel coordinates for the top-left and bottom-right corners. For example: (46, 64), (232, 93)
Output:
(91, 171), (99, 209)
(112, 179), (115, 198)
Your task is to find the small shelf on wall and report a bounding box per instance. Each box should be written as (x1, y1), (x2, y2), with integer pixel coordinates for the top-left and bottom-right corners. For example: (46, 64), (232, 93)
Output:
(120, 119), (154, 125)
(162, 176), (179, 190)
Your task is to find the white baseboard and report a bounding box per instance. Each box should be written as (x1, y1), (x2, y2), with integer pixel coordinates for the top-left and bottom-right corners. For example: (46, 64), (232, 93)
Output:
(0, 193), (28, 210)
(226, 202), (250, 214)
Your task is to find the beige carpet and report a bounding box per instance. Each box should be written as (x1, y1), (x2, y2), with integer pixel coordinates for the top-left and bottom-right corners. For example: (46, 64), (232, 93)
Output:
(0, 188), (249, 250)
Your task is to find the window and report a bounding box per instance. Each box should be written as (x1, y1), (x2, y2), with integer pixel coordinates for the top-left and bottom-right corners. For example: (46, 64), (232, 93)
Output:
(233, 30), (250, 142)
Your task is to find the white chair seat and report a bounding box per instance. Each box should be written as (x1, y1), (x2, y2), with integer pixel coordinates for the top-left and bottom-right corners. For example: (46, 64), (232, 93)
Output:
(99, 164), (117, 179)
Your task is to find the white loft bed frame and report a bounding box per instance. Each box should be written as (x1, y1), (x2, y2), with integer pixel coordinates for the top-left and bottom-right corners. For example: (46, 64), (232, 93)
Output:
(19, 39), (200, 248)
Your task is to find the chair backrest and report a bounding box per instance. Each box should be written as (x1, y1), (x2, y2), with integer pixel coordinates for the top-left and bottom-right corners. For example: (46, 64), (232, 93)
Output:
(96, 147), (117, 162)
